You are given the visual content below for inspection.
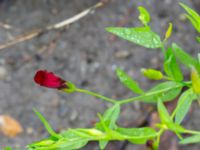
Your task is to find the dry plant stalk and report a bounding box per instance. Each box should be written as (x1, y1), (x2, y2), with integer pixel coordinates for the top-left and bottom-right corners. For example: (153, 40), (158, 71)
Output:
(0, 2), (104, 50)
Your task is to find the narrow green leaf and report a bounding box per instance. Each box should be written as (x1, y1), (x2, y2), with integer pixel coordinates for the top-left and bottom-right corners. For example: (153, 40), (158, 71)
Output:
(164, 47), (183, 81)
(99, 140), (108, 150)
(158, 99), (186, 134)
(106, 27), (162, 48)
(180, 3), (200, 32)
(180, 135), (200, 144)
(186, 14), (200, 32)
(116, 127), (157, 144)
(96, 103), (120, 132)
(116, 68), (144, 94)
(172, 43), (200, 72)
(158, 99), (171, 124)
(138, 6), (150, 26)
(144, 81), (182, 103)
(55, 138), (89, 150)
(103, 103), (120, 128)
(33, 108), (61, 139)
(28, 129), (90, 150)
(175, 89), (196, 124)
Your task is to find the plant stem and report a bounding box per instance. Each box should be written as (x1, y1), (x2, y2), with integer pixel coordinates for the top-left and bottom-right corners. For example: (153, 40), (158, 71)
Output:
(152, 129), (164, 150)
(184, 130), (200, 135)
(76, 80), (190, 105)
(118, 85), (182, 105)
(160, 42), (166, 56)
(76, 88), (117, 104)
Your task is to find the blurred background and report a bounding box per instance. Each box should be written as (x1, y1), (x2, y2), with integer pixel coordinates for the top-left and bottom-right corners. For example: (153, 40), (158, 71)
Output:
(0, 0), (199, 149)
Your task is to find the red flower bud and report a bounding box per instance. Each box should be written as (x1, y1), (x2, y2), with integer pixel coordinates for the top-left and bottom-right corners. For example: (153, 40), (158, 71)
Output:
(34, 70), (67, 89)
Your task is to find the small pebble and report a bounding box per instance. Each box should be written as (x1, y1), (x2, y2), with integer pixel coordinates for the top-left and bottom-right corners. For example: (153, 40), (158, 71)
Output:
(0, 66), (7, 80)
(70, 110), (78, 122)
(26, 127), (34, 135)
(115, 50), (131, 59)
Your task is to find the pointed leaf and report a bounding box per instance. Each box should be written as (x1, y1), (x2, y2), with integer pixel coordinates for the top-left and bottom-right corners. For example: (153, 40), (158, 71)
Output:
(180, 135), (200, 144)
(116, 127), (157, 144)
(158, 99), (171, 124)
(99, 140), (108, 150)
(172, 43), (200, 73)
(116, 68), (144, 94)
(180, 3), (200, 32)
(144, 81), (182, 102)
(96, 103), (120, 132)
(175, 89), (197, 124)
(103, 103), (120, 128)
(164, 47), (183, 81)
(138, 6), (150, 26)
(33, 108), (61, 139)
(106, 27), (162, 48)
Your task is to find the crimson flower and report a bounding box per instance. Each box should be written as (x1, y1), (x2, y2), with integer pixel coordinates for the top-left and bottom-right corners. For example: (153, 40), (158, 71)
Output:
(34, 70), (67, 89)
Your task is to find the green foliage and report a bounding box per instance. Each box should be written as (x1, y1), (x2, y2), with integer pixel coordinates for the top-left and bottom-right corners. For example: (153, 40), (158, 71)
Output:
(180, 135), (200, 144)
(191, 67), (200, 94)
(116, 127), (157, 144)
(180, 3), (200, 33)
(4, 147), (12, 150)
(196, 36), (200, 43)
(157, 99), (171, 124)
(164, 47), (183, 81)
(28, 3), (200, 150)
(172, 43), (200, 72)
(174, 89), (197, 124)
(106, 27), (162, 48)
(116, 68), (144, 94)
(33, 108), (61, 139)
(143, 81), (183, 103)
(138, 6), (150, 26)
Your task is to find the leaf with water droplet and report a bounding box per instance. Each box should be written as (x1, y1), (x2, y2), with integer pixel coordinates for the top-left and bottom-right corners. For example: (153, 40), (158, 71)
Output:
(116, 68), (144, 94)
(106, 27), (162, 49)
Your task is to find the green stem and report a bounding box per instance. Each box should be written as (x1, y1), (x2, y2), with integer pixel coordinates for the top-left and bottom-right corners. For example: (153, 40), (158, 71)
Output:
(184, 130), (200, 135)
(76, 88), (117, 104)
(76, 80), (190, 105)
(76, 82), (183, 105)
(161, 42), (166, 56)
(118, 84), (182, 105)
(153, 129), (164, 150)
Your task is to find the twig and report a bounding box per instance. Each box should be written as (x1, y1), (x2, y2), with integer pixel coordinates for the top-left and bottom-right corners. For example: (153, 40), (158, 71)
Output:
(0, 2), (104, 50)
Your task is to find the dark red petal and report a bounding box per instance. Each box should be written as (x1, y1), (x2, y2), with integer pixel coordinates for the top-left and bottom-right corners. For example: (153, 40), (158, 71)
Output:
(34, 70), (66, 89)
(34, 70), (46, 86)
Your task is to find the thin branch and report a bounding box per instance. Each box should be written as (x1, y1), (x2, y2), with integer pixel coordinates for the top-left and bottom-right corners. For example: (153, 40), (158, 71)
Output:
(0, 2), (104, 50)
